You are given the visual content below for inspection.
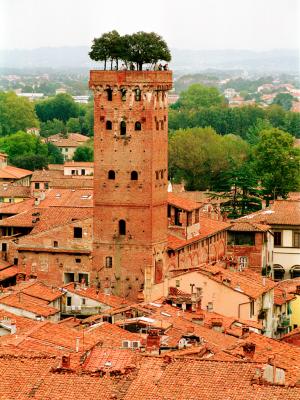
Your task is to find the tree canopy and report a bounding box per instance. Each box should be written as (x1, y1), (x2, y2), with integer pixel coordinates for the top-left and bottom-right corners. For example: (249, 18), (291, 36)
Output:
(272, 93), (295, 111)
(172, 84), (226, 110)
(35, 94), (79, 123)
(89, 31), (171, 70)
(0, 91), (39, 136)
(73, 146), (94, 162)
(252, 128), (300, 201)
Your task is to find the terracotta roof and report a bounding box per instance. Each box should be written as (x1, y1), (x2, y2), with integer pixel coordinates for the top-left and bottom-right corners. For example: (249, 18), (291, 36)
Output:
(0, 266), (18, 282)
(0, 198), (35, 216)
(47, 133), (89, 143)
(64, 161), (94, 167)
(276, 278), (300, 294)
(64, 283), (130, 308)
(0, 309), (38, 334)
(82, 347), (138, 373)
(168, 192), (200, 211)
(0, 165), (32, 180)
(229, 220), (270, 232)
(196, 263), (276, 299)
(168, 217), (230, 250)
(31, 169), (63, 182)
(50, 177), (94, 189)
(274, 287), (295, 306)
(239, 200), (300, 226)
(39, 188), (93, 208)
(0, 184), (30, 198)
(0, 293), (59, 317)
(0, 207), (93, 233)
(18, 281), (63, 302)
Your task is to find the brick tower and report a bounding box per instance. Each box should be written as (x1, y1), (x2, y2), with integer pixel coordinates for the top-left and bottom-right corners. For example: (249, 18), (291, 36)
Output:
(89, 70), (172, 300)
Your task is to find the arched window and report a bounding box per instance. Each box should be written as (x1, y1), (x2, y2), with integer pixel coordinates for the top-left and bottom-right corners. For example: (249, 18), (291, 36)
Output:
(135, 88), (141, 101)
(108, 170), (115, 180)
(120, 121), (126, 136)
(106, 88), (113, 101)
(156, 121), (159, 131)
(119, 220), (126, 235)
(160, 121), (164, 130)
(290, 265), (300, 279)
(106, 120), (112, 130)
(135, 121), (141, 131)
(131, 171), (138, 180)
(273, 264), (285, 281)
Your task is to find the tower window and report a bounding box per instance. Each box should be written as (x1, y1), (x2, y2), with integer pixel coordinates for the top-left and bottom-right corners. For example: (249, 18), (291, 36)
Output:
(119, 219), (126, 235)
(160, 121), (164, 130)
(74, 227), (83, 238)
(106, 120), (112, 130)
(108, 170), (115, 180)
(156, 121), (159, 131)
(106, 88), (113, 101)
(105, 256), (112, 268)
(121, 88), (127, 101)
(135, 121), (141, 131)
(131, 171), (138, 180)
(120, 121), (126, 136)
(135, 88), (141, 101)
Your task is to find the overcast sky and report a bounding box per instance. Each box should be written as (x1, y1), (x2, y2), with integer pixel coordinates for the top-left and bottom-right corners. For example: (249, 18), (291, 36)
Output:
(1, 0), (299, 51)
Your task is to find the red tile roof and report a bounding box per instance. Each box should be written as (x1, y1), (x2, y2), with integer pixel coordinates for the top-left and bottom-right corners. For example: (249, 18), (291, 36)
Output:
(0, 266), (18, 281)
(0, 165), (32, 180)
(168, 192), (201, 211)
(82, 347), (138, 373)
(229, 220), (270, 232)
(39, 188), (93, 208)
(168, 217), (230, 250)
(0, 184), (31, 198)
(64, 161), (94, 167)
(17, 281), (63, 302)
(64, 283), (130, 308)
(196, 263), (276, 299)
(239, 200), (300, 226)
(0, 293), (59, 317)
(0, 198), (35, 215)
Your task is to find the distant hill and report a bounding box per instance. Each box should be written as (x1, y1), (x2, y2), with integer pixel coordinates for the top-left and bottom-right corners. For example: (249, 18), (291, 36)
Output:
(0, 46), (299, 73)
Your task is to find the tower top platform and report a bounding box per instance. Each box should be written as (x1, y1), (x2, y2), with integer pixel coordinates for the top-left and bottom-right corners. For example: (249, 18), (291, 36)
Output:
(89, 70), (172, 91)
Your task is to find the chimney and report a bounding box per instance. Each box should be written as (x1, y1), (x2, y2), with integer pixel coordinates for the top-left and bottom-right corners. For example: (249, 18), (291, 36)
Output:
(10, 320), (16, 335)
(146, 329), (161, 352)
(242, 342), (256, 359)
(61, 354), (70, 369)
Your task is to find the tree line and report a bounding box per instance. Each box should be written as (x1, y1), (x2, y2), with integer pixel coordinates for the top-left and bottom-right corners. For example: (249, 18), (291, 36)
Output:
(169, 84), (300, 217)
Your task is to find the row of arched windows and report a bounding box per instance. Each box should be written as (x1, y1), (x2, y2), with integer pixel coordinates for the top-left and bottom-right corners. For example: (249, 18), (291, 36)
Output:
(108, 170), (138, 180)
(105, 88), (141, 102)
(105, 120), (141, 133)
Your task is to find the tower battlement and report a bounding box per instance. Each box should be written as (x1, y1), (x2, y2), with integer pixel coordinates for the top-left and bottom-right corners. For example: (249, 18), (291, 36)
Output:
(89, 70), (172, 91)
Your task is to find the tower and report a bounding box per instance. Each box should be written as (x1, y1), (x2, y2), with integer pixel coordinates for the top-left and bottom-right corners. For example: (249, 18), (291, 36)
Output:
(89, 70), (173, 300)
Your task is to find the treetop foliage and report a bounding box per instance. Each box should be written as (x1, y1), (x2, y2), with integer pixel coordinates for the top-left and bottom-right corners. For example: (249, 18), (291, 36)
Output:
(35, 93), (80, 123)
(89, 31), (171, 70)
(0, 91), (39, 136)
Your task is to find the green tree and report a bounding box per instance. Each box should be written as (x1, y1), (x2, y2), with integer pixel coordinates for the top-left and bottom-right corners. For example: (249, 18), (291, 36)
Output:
(35, 94), (79, 123)
(124, 31), (171, 70)
(40, 119), (65, 137)
(0, 91), (39, 136)
(169, 127), (249, 190)
(66, 117), (81, 133)
(13, 154), (48, 170)
(272, 93), (295, 111)
(47, 142), (64, 164)
(73, 146), (94, 162)
(173, 84), (226, 110)
(89, 31), (171, 70)
(252, 128), (300, 201)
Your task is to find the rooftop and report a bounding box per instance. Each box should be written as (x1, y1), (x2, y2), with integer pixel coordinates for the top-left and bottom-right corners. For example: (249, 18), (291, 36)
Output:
(238, 200), (300, 226)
